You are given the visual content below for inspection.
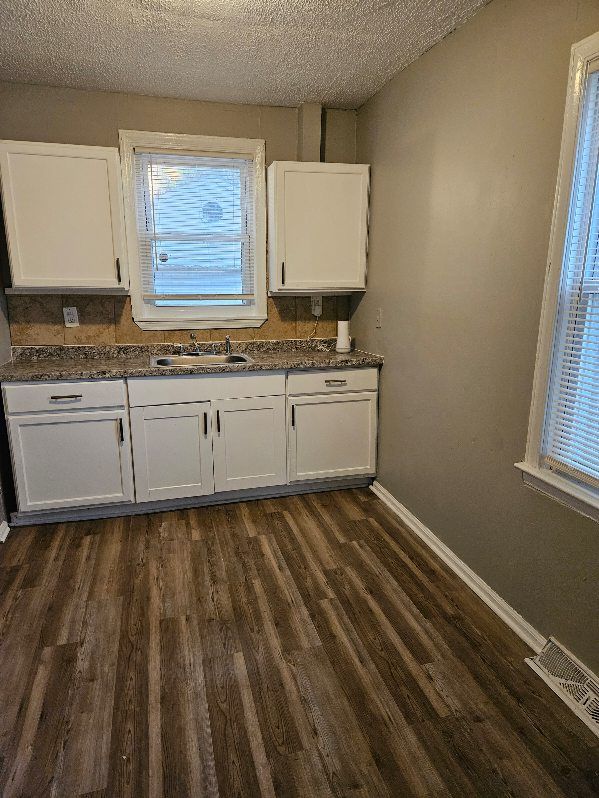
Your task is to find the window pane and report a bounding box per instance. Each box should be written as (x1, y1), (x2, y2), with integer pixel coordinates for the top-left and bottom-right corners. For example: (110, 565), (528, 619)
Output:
(152, 240), (243, 283)
(149, 160), (242, 238)
(153, 241), (245, 307)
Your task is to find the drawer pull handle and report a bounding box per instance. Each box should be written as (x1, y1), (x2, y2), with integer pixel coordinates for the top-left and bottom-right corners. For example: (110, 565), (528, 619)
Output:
(203, 411), (208, 436)
(49, 394), (83, 401)
(325, 379), (347, 387)
(216, 409), (221, 434)
(118, 418), (124, 443)
(291, 404), (295, 428)
(116, 257), (122, 283)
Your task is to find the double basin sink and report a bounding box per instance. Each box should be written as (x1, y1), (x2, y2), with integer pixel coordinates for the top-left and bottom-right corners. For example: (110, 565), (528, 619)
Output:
(150, 352), (253, 368)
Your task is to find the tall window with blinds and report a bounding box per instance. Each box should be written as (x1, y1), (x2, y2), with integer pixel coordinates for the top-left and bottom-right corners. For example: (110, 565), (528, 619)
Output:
(542, 67), (599, 492)
(120, 131), (267, 329)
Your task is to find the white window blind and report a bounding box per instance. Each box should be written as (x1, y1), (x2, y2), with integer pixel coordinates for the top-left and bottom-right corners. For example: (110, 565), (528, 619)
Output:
(543, 68), (599, 489)
(133, 150), (256, 306)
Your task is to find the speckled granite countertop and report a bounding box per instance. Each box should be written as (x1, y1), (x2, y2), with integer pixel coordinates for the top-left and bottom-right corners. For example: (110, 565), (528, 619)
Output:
(0, 339), (383, 382)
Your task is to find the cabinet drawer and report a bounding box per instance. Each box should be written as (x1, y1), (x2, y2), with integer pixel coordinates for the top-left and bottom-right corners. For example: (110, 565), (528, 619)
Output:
(3, 379), (126, 414)
(287, 368), (377, 396)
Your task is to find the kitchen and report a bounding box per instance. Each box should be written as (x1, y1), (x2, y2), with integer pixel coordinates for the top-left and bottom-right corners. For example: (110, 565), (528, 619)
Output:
(0, 1), (597, 795)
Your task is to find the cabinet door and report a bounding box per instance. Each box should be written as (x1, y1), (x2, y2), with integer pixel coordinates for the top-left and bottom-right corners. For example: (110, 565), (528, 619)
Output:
(269, 161), (369, 292)
(212, 396), (287, 492)
(0, 140), (128, 289)
(130, 402), (214, 502)
(288, 392), (377, 482)
(8, 409), (134, 512)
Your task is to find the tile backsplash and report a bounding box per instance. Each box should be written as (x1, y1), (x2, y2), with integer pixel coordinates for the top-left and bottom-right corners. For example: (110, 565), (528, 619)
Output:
(6, 294), (348, 346)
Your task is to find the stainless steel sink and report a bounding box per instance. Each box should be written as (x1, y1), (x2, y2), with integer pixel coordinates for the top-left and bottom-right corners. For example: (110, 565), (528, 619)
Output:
(150, 352), (253, 367)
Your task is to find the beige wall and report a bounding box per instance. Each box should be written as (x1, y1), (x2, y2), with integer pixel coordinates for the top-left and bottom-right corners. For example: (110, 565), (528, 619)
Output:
(353, 0), (599, 671)
(0, 82), (354, 344)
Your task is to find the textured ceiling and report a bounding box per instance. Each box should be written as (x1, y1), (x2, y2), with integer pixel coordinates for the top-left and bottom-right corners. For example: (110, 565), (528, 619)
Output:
(0, 0), (488, 109)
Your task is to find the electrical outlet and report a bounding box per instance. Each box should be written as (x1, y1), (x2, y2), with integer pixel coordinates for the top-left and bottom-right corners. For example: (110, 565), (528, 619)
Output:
(63, 306), (79, 327)
(311, 295), (322, 317)
(376, 307), (383, 329)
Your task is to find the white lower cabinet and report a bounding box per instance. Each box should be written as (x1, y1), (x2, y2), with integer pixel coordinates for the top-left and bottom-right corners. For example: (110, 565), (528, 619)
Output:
(212, 395), (287, 492)
(8, 408), (134, 511)
(3, 368), (378, 518)
(288, 391), (377, 482)
(130, 402), (214, 502)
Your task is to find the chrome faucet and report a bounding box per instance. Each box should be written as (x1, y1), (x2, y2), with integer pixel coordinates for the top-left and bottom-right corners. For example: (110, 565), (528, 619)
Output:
(225, 335), (232, 355)
(189, 333), (202, 354)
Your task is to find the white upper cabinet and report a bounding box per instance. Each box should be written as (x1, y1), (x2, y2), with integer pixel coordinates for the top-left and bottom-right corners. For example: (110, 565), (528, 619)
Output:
(267, 161), (369, 294)
(0, 140), (128, 291)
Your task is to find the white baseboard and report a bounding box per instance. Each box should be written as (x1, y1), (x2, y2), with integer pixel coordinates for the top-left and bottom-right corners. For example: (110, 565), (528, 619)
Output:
(370, 481), (546, 653)
(0, 520), (10, 543)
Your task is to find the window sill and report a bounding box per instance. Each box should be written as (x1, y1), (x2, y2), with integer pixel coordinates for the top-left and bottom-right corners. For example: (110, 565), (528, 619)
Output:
(515, 461), (599, 523)
(134, 316), (267, 331)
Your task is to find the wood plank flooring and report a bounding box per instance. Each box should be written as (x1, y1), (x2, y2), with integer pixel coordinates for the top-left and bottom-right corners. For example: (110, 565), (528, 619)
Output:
(0, 488), (597, 797)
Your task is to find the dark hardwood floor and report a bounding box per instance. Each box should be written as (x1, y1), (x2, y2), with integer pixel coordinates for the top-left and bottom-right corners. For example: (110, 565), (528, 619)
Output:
(0, 488), (597, 797)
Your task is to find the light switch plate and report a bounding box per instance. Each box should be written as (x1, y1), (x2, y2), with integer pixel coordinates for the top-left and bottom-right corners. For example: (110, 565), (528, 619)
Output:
(376, 307), (383, 328)
(63, 306), (79, 327)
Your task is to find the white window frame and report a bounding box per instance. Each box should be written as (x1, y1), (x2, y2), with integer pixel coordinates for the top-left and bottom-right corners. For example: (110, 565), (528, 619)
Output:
(516, 32), (599, 522)
(119, 130), (267, 330)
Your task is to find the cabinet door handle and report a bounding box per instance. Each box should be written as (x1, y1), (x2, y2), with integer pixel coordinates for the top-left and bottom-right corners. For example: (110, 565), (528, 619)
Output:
(325, 379), (347, 387)
(116, 257), (122, 283)
(216, 409), (221, 434)
(117, 417), (124, 443)
(281, 261), (285, 286)
(49, 394), (83, 401)
(203, 411), (208, 436)
(291, 404), (295, 428)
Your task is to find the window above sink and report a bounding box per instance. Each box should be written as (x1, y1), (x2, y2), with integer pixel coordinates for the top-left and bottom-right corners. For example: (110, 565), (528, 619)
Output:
(120, 130), (267, 331)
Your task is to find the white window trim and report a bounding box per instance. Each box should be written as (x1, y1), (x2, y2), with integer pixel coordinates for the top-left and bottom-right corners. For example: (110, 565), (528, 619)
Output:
(119, 129), (267, 330)
(516, 32), (599, 523)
